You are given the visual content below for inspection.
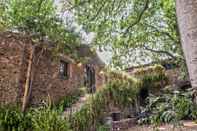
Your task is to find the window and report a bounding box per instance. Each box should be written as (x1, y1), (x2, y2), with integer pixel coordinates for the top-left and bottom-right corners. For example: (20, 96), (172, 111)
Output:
(59, 60), (69, 79)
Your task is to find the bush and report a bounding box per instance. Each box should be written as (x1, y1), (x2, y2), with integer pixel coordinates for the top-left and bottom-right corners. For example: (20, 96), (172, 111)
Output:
(0, 105), (72, 131)
(133, 65), (165, 77)
(30, 107), (72, 131)
(134, 64), (168, 89)
(0, 106), (32, 131)
(138, 90), (197, 125)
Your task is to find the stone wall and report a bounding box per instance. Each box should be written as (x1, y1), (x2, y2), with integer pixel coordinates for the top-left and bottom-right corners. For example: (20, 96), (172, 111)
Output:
(0, 32), (85, 106)
(30, 46), (84, 105)
(165, 68), (182, 85)
(0, 32), (31, 105)
(111, 118), (136, 131)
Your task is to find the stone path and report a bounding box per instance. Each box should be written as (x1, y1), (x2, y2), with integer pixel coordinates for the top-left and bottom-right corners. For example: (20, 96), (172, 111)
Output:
(127, 121), (197, 131)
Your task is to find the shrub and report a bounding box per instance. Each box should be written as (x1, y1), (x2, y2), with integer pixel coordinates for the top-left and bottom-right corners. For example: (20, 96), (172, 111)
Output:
(138, 90), (197, 125)
(71, 71), (141, 131)
(134, 64), (168, 89)
(0, 106), (72, 131)
(30, 107), (72, 131)
(133, 65), (165, 76)
(0, 106), (32, 131)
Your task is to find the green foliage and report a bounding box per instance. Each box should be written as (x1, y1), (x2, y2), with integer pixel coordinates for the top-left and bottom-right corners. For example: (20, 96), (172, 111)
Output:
(0, 106), (72, 131)
(70, 69), (171, 131)
(1, 0), (80, 55)
(0, 88), (88, 131)
(68, 0), (184, 69)
(0, 0), (8, 31)
(6, 0), (55, 33)
(96, 124), (110, 131)
(133, 65), (165, 76)
(71, 71), (141, 131)
(138, 90), (197, 125)
(30, 107), (71, 131)
(0, 106), (32, 131)
(133, 65), (168, 91)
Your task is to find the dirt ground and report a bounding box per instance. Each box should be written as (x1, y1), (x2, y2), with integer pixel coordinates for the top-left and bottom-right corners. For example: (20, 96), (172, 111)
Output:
(127, 121), (197, 131)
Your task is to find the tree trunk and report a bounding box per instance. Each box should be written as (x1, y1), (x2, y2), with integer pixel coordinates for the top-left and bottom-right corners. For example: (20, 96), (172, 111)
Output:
(176, 0), (197, 103)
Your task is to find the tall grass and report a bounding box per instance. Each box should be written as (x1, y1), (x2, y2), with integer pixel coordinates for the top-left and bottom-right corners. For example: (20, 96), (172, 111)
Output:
(30, 107), (71, 131)
(0, 88), (86, 131)
(0, 106), (72, 131)
(0, 106), (32, 131)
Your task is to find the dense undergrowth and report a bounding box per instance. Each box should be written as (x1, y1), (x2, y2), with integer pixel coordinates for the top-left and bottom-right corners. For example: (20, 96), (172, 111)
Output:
(0, 105), (71, 131)
(0, 88), (83, 131)
(0, 106), (31, 131)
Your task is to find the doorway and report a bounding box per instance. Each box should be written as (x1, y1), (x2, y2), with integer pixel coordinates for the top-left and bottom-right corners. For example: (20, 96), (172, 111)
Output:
(85, 65), (96, 93)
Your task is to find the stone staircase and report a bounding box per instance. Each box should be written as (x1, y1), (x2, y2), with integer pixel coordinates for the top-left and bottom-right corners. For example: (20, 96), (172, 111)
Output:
(63, 95), (89, 118)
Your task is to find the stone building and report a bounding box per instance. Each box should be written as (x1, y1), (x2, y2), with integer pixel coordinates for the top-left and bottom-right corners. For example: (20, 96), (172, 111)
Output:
(0, 32), (105, 107)
(125, 60), (190, 88)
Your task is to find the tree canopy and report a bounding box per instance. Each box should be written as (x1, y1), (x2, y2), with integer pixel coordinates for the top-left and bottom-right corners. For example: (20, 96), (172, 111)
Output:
(0, 0), (81, 56)
(64, 0), (184, 69)
(0, 0), (187, 73)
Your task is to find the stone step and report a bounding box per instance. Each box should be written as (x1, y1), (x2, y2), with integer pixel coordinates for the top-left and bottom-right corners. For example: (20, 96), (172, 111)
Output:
(63, 95), (88, 117)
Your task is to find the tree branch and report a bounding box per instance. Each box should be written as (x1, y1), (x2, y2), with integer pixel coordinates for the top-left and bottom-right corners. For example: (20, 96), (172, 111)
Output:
(144, 23), (178, 43)
(123, 0), (149, 36)
(66, 0), (91, 11)
(90, 1), (106, 21)
(143, 45), (177, 60)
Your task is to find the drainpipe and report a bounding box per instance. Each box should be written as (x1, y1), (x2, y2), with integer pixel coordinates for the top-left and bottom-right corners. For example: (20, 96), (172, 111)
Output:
(22, 46), (35, 112)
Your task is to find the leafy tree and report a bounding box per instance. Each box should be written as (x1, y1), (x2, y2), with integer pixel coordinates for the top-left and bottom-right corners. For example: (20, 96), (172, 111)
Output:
(0, 0), (8, 30)
(65, 0), (185, 69)
(0, 0), (81, 55)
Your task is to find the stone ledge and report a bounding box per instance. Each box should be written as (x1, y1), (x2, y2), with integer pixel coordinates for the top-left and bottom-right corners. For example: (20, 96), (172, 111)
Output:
(112, 118), (137, 131)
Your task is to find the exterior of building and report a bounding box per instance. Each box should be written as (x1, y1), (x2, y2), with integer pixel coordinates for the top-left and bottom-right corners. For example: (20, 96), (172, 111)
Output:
(0, 32), (105, 107)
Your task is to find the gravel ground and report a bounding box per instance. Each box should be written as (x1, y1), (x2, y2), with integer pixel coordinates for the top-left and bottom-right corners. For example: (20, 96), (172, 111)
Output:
(127, 121), (197, 131)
